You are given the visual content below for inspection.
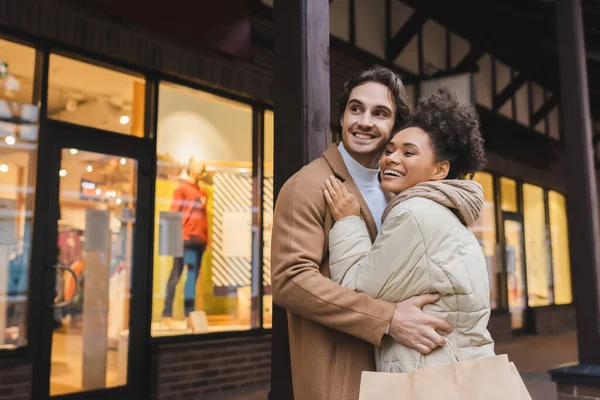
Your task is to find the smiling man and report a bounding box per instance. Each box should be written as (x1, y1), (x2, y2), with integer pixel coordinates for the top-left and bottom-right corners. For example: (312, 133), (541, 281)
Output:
(271, 66), (453, 400)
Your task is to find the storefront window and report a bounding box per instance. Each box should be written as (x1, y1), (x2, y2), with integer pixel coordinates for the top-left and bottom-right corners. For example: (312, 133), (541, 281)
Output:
(151, 83), (253, 336)
(0, 38), (38, 349)
(263, 110), (274, 328)
(523, 184), (552, 306)
(48, 55), (145, 136)
(500, 177), (518, 212)
(549, 191), (572, 305)
(470, 173), (499, 309)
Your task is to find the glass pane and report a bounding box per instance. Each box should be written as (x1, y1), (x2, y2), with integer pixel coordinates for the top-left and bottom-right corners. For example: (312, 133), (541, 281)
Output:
(504, 220), (526, 329)
(263, 110), (274, 328)
(0, 38), (38, 349)
(51, 150), (136, 396)
(48, 55), (145, 136)
(549, 191), (572, 304)
(152, 83), (253, 336)
(523, 184), (552, 306)
(500, 177), (518, 212)
(470, 173), (499, 309)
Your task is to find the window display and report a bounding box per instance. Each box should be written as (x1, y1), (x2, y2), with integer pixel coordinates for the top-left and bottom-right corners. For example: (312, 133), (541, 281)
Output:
(549, 191), (572, 305)
(0, 38), (38, 349)
(523, 183), (552, 306)
(470, 173), (499, 309)
(151, 83), (255, 336)
(263, 110), (274, 328)
(501, 177), (518, 212)
(48, 54), (145, 137)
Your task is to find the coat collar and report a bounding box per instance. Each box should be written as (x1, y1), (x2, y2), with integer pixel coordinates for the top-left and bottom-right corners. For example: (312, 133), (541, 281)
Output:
(322, 144), (378, 241)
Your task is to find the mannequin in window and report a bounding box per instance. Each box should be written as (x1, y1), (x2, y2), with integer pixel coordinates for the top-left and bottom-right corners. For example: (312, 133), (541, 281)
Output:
(162, 160), (208, 325)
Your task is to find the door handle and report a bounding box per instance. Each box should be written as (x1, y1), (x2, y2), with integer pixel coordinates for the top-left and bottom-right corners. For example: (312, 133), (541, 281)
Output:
(52, 264), (80, 309)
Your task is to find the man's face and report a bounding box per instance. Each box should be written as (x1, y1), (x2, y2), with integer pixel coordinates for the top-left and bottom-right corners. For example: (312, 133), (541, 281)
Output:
(340, 81), (396, 169)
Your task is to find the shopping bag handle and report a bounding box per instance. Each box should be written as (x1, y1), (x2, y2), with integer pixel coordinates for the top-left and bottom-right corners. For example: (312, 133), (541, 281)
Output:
(415, 337), (462, 369)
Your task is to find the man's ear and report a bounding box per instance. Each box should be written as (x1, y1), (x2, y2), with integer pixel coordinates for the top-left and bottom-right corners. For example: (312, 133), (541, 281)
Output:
(431, 160), (450, 181)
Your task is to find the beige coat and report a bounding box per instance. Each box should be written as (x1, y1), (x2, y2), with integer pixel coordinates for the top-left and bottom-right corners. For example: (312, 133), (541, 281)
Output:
(329, 180), (495, 373)
(271, 145), (395, 400)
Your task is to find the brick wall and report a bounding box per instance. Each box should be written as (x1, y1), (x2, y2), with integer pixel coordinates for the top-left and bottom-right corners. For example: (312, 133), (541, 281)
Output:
(558, 383), (600, 399)
(529, 305), (576, 335)
(151, 336), (271, 400)
(0, 362), (31, 400)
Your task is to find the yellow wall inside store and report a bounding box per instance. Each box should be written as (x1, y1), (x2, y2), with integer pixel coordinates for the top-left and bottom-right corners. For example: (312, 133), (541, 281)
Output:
(151, 178), (237, 321)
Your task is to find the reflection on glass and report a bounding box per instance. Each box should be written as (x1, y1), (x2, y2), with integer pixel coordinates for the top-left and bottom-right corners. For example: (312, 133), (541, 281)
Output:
(263, 110), (274, 328)
(523, 184), (551, 306)
(470, 173), (498, 309)
(500, 178), (518, 212)
(549, 191), (572, 305)
(48, 55), (145, 136)
(505, 220), (526, 329)
(51, 150), (136, 396)
(0, 38), (38, 349)
(152, 83), (253, 336)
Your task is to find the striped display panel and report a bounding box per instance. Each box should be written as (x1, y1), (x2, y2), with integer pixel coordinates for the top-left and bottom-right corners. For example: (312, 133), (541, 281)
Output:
(211, 172), (253, 288)
(263, 177), (273, 288)
(211, 173), (274, 289)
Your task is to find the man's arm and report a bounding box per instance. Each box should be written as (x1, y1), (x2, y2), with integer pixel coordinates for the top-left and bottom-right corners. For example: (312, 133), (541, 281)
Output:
(271, 172), (395, 346)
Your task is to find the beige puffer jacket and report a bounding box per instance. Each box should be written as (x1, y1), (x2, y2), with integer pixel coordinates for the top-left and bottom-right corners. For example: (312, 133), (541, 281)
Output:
(329, 180), (495, 373)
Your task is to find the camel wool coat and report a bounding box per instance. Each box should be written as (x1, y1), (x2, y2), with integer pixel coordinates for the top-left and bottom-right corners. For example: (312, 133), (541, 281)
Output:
(271, 145), (396, 400)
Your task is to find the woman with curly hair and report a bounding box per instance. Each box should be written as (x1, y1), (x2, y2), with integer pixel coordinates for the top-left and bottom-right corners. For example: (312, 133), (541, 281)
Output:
(323, 88), (494, 373)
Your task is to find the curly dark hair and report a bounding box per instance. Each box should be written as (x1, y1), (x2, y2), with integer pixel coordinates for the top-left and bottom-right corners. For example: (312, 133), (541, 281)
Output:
(394, 88), (486, 179)
(337, 66), (411, 134)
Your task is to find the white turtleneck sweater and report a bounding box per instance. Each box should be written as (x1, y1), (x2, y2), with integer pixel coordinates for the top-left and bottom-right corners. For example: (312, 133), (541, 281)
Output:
(338, 143), (388, 231)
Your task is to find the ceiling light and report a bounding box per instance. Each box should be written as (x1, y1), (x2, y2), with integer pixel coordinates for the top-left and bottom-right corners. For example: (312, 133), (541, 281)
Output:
(5, 136), (15, 145)
(116, 198), (122, 205)
(70, 148), (78, 155)
(95, 189), (102, 196)
(119, 115), (130, 125)
(0, 164), (8, 173)
(87, 165), (93, 172)
(59, 169), (67, 177)
(120, 158), (126, 165)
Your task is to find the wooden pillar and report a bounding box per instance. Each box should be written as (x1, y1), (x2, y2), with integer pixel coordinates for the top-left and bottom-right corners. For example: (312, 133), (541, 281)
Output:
(554, 0), (600, 364)
(269, 0), (330, 398)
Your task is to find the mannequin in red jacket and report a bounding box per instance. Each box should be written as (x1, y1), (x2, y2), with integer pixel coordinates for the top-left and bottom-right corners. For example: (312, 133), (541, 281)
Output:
(162, 160), (208, 322)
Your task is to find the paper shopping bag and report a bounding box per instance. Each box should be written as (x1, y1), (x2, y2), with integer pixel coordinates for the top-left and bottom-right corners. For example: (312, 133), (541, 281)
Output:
(358, 354), (532, 400)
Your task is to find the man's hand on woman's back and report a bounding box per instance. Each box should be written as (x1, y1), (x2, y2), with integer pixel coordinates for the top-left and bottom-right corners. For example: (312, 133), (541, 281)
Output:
(388, 294), (453, 354)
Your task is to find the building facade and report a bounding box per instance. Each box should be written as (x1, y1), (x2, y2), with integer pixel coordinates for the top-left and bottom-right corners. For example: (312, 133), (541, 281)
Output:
(0, 0), (581, 399)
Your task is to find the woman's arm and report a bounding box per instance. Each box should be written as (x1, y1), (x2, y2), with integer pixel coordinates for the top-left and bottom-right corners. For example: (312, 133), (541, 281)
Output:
(329, 206), (428, 301)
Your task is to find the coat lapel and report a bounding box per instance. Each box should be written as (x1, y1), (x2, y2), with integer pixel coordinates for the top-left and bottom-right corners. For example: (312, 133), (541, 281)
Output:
(322, 144), (379, 241)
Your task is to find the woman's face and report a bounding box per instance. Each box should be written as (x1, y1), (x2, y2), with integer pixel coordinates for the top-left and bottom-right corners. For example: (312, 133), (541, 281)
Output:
(379, 127), (449, 194)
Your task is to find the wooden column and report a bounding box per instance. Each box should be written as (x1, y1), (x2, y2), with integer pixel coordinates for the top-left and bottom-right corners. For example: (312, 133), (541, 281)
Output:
(269, 0), (330, 398)
(554, 0), (600, 364)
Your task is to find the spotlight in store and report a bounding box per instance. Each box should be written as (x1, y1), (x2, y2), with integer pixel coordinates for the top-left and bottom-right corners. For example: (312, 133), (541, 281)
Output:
(120, 158), (126, 165)
(5, 136), (15, 145)
(95, 189), (102, 196)
(119, 115), (130, 125)
(110, 190), (116, 197)
(116, 198), (122, 205)
(87, 165), (93, 172)
(0, 164), (8, 173)
(70, 148), (78, 155)
(59, 169), (67, 177)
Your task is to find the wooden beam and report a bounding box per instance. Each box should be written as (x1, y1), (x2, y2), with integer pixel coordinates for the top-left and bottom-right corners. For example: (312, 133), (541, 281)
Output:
(454, 42), (486, 72)
(386, 11), (428, 61)
(493, 72), (526, 111)
(530, 95), (558, 127)
(553, 0), (600, 366)
(270, 0), (331, 398)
